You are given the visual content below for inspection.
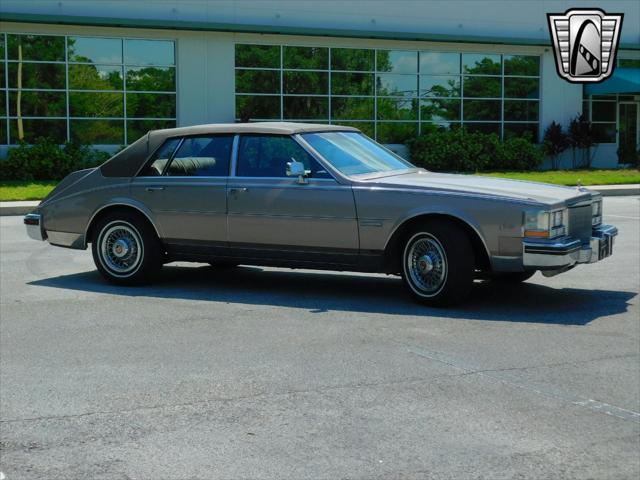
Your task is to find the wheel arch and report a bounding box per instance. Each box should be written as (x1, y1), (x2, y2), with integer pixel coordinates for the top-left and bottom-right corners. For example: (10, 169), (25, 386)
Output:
(85, 202), (161, 247)
(383, 212), (491, 273)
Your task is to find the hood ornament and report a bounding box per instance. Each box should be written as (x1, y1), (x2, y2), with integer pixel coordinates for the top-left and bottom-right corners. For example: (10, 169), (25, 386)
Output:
(576, 180), (588, 193)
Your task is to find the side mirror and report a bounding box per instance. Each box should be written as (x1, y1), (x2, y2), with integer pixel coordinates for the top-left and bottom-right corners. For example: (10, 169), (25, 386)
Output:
(286, 160), (308, 184)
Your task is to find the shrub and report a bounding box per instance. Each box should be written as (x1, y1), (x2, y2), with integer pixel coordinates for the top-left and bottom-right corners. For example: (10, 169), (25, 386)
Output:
(500, 135), (544, 170)
(406, 129), (542, 172)
(0, 137), (112, 181)
(568, 114), (596, 168)
(543, 121), (570, 170)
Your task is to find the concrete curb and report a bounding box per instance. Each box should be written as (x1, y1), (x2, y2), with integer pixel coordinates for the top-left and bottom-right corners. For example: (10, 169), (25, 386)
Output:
(1, 184), (638, 216)
(0, 201), (40, 216)
(589, 184), (640, 197)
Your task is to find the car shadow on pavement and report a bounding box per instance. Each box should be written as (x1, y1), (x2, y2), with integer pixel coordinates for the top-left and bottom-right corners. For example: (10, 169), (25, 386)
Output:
(29, 265), (636, 325)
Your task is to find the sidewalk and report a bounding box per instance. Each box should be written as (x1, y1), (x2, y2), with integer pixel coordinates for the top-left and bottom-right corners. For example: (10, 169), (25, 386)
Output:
(1, 184), (638, 216)
(0, 200), (40, 216)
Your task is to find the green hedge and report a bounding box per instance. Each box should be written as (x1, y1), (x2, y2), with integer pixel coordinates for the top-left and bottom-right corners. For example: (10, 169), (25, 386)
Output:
(0, 130), (547, 181)
(406, 130), (543, 172)
(0, 138), (112, 181)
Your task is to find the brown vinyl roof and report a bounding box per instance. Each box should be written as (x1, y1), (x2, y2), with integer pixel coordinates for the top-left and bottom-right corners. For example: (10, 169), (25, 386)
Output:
(101, 122), (359, 178)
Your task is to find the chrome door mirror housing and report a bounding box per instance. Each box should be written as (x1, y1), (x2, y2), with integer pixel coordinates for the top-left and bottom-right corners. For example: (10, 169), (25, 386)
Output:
(286, 160), (308, 184)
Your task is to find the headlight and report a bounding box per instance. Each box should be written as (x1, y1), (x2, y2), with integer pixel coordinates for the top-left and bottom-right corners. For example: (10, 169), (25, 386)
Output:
(524, 208), (567, 239)
(592, 199), (603, 226)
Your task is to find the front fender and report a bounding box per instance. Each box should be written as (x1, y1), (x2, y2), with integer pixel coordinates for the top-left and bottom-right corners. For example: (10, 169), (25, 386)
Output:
(385, 204), (490, 257)
(353, 187), (526, 262)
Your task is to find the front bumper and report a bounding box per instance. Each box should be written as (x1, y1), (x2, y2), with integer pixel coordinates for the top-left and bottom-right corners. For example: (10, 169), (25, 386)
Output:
(523, 224), (617, 270)
(24, 213), (45, 241)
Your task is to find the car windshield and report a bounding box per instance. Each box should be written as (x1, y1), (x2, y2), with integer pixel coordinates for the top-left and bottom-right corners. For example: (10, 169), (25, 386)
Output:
(300, 131), (414, 176)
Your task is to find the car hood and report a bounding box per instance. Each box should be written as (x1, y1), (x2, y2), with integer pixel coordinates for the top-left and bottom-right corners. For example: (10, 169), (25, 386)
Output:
(357, 171), (593, 205)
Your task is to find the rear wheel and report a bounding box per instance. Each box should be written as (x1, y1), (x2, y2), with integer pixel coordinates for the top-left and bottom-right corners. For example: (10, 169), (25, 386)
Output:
(91, 210), (163, 285)
(401, 221), (475, 306)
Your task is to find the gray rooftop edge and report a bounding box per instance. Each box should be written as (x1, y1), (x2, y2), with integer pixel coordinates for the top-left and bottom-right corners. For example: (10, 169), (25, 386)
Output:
(2, 12), (638, 50)
(151, 122), (360, 138)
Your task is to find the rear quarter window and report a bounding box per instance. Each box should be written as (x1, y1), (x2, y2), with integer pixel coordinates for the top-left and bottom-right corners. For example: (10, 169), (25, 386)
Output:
(166, 136), (233, 177)
(139, 137), (181, 176)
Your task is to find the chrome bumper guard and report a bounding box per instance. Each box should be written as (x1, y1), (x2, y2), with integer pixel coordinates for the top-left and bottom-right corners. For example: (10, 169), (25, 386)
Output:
(523, 224), (617, 269)
(24, 213), (45, 241)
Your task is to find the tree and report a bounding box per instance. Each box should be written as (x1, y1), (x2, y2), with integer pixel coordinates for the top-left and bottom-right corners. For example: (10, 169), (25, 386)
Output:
(10, 34), (65, 142)
(543, 121), (569, 170)
(568, 114), (596, 168)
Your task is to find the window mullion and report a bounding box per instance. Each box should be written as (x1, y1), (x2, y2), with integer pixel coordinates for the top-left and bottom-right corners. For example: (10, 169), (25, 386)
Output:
(279, 46), (284, 121)
(374, 49), (377, 141)
(123, 39), (127, 144)
(64, 35), (70, 143)
(328, 48), (332, 124)
(4, 33), (9, 144)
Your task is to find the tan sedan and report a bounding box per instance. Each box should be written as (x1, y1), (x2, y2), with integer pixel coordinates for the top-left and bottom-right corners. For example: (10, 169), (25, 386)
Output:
(25, 123), (617, 306)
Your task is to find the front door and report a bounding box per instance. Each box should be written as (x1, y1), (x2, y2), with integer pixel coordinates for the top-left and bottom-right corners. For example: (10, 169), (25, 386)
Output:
(130, 135), (234, 251)
(618, 102), (639, 164)
(227, 134), (359, 265)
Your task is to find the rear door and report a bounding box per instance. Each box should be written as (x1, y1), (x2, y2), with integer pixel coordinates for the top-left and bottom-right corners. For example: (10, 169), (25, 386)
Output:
(130, 135), (234, 251)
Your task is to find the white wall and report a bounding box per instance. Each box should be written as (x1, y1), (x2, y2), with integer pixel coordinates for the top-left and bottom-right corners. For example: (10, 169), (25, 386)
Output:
(174, 33), (235, 126)
(539, 49), (583, 134)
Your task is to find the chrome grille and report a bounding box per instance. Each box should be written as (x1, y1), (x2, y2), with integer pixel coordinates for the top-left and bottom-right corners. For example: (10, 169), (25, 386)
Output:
(568, 205), (592, 243)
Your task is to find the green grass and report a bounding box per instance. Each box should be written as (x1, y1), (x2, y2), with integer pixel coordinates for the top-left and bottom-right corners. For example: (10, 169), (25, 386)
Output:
(1, 169), (638, 201)
(0, 181), (57, 201)
(475, 169), (640, 186)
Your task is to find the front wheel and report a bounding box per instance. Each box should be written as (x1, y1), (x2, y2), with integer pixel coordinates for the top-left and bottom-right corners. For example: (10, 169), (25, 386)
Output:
(91, 210), (163, 285)
(401, 221), (475, 307)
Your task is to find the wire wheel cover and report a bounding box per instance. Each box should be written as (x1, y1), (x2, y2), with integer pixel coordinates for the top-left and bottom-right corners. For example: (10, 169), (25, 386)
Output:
(406, 234), (448, 295)
(99, 222), (143, 275)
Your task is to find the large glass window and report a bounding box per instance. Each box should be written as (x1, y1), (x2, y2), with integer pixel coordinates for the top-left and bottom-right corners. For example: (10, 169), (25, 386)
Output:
(235, 45), (541, 142)
(331, 48), (374, 71)
(584, 94), (619, 144)
(7, 34), (65, 61)
(283, 46), (328, 70)
(1, 32), (177, 145)
(618, 58), (640, 68)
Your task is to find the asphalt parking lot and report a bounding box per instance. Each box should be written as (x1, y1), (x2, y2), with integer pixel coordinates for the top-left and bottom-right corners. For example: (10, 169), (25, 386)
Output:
(1, 196), (638, 479)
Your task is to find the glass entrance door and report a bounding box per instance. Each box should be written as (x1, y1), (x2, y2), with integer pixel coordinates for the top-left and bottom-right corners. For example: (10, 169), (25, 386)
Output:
(618, 102), (639, 164)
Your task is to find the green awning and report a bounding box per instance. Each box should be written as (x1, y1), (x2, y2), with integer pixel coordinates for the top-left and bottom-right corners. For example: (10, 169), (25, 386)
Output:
(585, 68), (640, 95)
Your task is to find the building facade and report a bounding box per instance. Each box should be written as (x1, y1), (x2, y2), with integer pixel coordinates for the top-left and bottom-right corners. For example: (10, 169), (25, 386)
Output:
(0, 0), (638, 167)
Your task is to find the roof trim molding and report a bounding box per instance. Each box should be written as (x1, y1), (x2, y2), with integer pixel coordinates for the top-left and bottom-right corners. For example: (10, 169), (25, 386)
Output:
(5, 11), (638, 49)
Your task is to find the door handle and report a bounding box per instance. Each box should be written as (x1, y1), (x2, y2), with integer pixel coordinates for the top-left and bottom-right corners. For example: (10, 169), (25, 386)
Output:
(145, 186), (165, 192)
(228, 187), (248, 195)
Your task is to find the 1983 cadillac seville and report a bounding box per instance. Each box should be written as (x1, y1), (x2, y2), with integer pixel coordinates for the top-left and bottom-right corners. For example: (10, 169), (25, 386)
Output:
(24, 122), (617, 306)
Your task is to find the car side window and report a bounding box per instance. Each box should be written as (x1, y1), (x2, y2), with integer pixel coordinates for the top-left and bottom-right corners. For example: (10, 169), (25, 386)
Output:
(165, 135), (233, 177)
(139, 137), (181, 176)
(236, 135), (332, 179)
